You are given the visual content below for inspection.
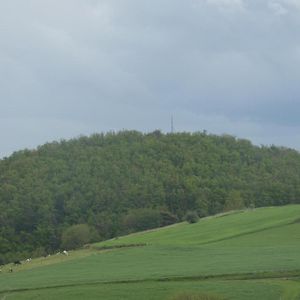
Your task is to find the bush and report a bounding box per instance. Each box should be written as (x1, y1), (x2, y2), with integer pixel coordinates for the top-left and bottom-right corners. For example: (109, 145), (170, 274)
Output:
(61, 224), (92, 250)
(122, 208), (162, 233)
(223, 191), (244, 212)
(160, 210), (179, 226)
(0, 255), (5, 266)
(169, 292), (224, 300)
(185, 211), (199, 224)
(31, 247), (46, 258)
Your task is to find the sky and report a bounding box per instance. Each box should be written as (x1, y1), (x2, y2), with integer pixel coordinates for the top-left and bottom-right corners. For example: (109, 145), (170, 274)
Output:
(1, 0), (300, 157)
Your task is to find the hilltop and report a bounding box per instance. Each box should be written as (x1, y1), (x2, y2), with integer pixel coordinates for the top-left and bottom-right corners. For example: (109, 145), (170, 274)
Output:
(1, 130), (300, 263)
(1, 205), (300, 299)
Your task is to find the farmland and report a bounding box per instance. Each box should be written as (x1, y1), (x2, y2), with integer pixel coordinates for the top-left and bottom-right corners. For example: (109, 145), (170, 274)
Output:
(1, 205), (300, 299)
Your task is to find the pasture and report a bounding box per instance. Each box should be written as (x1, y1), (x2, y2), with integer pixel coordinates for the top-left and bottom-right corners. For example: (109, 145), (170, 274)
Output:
(1, 205), (300, 299)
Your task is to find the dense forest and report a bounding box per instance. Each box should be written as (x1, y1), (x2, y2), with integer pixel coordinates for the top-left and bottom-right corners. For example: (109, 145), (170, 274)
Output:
(1, 130), (300, 264)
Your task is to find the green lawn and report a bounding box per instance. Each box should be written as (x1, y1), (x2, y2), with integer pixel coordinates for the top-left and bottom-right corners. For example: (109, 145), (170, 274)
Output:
(96, 205), (300, 247)
(1, 205), (300, 299)
(1, 280), (283, 300)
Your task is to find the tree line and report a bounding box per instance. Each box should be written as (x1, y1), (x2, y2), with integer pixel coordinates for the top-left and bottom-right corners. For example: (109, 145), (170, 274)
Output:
(1, 130), (300, 263)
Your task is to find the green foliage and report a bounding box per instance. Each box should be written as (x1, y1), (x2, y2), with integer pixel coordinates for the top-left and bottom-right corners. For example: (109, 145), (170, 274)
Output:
(31, 247), (47, 258)
(185, 211), (199, 223)
(1, 130), (300, 262)
(160, 210), (179, 226)
(61, 224), (92, 250)
(122, 208), (162, 233)
(223, 191), (245, 212)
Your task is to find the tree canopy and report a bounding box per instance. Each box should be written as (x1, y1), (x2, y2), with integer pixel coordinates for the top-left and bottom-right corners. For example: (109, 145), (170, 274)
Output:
(1, 130), (300, 263)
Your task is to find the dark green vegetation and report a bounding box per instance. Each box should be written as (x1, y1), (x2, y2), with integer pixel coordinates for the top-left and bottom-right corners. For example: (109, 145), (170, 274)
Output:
(1, 130), (300, 263)
(185, 211), (199, 223)
(60, 224), (93, 250)
(1, 205), (300, 299)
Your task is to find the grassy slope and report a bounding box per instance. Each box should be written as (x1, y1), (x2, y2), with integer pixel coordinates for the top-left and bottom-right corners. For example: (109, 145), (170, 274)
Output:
(3, 281), (283, 300)
(1, 205), (300, 300)
(98, 205), (300, 246)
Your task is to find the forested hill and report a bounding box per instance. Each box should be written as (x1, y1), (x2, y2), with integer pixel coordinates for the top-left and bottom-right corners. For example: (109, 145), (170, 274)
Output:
(1, 130), (300, 263)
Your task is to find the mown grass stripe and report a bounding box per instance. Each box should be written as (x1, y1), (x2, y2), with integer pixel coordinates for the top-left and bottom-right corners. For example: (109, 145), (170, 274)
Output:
(1, 270), (300, 296)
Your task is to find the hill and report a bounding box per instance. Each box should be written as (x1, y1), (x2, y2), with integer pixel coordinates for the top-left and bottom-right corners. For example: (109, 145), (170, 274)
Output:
(1, 205), (300, 299)
(1, 130), (300, 263)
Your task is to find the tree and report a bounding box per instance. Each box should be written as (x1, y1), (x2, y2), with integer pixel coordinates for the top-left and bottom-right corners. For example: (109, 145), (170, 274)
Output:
(223, 191), (244, 212)
(160, 210), (178, 226)
(61, 224), (91, 250)
(185, 211), (199, 224)
(122, 208), (162, 233)
(2, 130), (300, 263)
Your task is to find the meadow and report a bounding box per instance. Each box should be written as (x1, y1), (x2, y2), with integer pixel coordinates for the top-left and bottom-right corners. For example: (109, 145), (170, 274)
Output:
(1, 205), (300, 299)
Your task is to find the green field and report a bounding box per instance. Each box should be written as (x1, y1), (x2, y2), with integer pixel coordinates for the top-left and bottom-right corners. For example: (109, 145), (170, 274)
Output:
(1, 205), (300, 299)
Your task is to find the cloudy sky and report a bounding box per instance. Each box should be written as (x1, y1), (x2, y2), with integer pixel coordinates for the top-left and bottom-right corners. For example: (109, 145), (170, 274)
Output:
(1, 0), (300, 157)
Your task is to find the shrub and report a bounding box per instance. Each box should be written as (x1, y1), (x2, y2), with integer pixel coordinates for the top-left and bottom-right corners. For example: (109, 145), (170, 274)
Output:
(160, 210), (179, 226)
(31, 246), (46, 258)
(223, 191), (244, 212)
(61, 224), (92, 250)
(185, 211), (199, 224)
(122, 208), (162, 233)
(0, 255), (5, 266)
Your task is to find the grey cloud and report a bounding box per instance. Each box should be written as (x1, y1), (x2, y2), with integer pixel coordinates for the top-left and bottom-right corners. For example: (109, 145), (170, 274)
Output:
(0, 0), (300, 157)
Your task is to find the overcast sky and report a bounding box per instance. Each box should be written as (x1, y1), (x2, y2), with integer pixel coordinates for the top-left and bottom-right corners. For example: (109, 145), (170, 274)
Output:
(1, 0), (300, 157)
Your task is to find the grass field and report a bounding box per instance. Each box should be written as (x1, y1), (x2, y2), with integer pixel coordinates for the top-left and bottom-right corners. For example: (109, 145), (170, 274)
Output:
(1, 205), (300, 299)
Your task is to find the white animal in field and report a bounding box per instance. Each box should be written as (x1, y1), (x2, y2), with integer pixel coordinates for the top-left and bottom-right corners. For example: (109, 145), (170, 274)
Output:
(26, 258), (32, 262)
(63, 250), (69, 256)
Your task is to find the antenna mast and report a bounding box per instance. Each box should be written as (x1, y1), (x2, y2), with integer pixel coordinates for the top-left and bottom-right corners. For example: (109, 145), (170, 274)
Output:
(171, 115), (174, 133)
